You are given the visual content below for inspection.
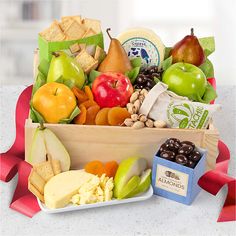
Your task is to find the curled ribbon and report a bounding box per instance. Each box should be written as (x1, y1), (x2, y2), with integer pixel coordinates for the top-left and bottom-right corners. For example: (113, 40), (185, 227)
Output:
(0, 85), (235, 221)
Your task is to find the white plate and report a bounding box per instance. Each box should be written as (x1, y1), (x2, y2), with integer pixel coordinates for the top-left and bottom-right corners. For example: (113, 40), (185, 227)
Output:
(38, 186), (153, 214)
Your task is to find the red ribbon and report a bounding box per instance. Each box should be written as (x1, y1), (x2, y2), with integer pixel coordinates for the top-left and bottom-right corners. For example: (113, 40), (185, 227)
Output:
(0, 85), (41, 217)
(0, 85), (235, 221)
(198, 141), (236, 222)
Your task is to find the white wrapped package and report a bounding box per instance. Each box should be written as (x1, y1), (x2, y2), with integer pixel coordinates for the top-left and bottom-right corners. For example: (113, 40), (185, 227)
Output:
(139, 82), (221, 129)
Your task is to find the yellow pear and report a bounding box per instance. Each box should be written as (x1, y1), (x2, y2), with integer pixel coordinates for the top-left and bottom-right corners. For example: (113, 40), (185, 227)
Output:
(98, 28), (132, 74)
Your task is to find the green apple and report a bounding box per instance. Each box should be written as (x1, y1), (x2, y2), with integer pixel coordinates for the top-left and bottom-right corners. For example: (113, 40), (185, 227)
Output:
(28, 126), (71, 171)
(127, 169), (151, 198)
(114, 157), (149, 199)
(162, 62), (207, 101)
(47, 51), (85, 89)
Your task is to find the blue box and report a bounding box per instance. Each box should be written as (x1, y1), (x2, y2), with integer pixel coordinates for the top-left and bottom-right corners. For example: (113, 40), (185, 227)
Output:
(152, 147), (206, 205)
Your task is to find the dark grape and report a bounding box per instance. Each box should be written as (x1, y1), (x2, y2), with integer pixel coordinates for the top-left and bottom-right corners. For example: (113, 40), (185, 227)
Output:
(146, 79), (156, 89)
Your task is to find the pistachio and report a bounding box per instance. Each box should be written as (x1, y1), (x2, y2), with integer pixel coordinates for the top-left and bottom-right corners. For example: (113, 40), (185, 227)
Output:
(138, 94), (145, 102)
(139, 114), (147, 122)
(132, 121), (145, 129)
(124, 118), (134, 127)
(154, 120), (167, 128)
(140, 89), (148, 96)
(126, 103), (133, 110)
(145, 119), (154, 128)
(130, 91), (139, 103)
(134, 99), (141, 111)
(131, 114), (139, 122)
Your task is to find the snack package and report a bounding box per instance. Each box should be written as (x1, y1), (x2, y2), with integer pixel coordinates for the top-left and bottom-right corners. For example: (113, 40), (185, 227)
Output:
(139, 82), (221, 129)
(38, 16), (104, 63)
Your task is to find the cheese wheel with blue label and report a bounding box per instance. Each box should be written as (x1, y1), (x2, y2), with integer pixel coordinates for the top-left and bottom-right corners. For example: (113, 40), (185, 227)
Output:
(117, 28), (165, 68)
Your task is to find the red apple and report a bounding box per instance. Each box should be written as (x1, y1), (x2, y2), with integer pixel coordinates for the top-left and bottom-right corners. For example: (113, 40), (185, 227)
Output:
(92, 72), (133, 108)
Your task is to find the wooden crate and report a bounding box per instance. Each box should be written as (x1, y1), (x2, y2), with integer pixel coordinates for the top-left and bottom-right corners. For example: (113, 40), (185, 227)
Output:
(26, 49), (219, 170)
(25, 118), (219, 170)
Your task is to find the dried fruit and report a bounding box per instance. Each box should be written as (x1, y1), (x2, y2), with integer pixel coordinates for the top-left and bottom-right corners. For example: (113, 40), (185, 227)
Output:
(95, 108), (110, 125)
(81, 99), (98, 109)
(85, 104), (100, 125)
(71, 87), (88, 104)
(84, 160), (105, 177)
(104, 161), (119, 178)
(108, 107), (131, 126)
(73, 104), (87, 125)
(84, 85), (94, 101)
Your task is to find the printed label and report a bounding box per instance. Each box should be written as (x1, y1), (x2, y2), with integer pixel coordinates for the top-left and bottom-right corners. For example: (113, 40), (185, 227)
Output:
(155, 165), (189, 196)
(167, 101), (208, 129)
(122, 37), (160, 67)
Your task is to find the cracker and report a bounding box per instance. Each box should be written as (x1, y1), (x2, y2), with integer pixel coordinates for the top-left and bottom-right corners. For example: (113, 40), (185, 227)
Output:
(33, 161), (54, 182)
(75, 49), (98, 73)
(72, 15), (82, 25)
(94, 45), (106, 62)
(60, 16), (75, 32)
(28, 170), (45, 194)
(69, 43), (81, 54)
(40, 20), (65, 42)
(84, 60), (99, 74)
(82, 18), (101, 34)
(51, 159), (62, 175)
(82, 28), (96, 38)
(28, 183), (44, 203)
(64, 20), (86, 40)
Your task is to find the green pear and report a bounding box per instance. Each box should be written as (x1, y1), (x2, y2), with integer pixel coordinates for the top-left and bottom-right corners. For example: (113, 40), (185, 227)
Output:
(114, 157), (147, 199)
(126, 169), (151, 198)
(28, 126), (71, 171)
(118, 175), (141, 199)
(47, 51), (85, 89)
(29, 128), (47, 164)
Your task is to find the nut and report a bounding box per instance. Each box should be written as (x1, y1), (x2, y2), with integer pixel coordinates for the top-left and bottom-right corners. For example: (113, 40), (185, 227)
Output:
(132, 121), (145, 129)
(139, 114), (147, 122)
(154, 120), (167, 128)
(140, 89), (148, 96)
(126, 103), (133, 110)
(145, 119), (154, 128)
(124, 118), (134, 127)
(138, 94), (145, 102)
(131, 114), (139, 122)
(130, 91), (139, 103)
(133, 100), (141, 111)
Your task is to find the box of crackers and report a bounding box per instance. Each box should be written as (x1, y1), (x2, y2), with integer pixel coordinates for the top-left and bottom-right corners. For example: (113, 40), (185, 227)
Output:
(38, 16), (104, 63)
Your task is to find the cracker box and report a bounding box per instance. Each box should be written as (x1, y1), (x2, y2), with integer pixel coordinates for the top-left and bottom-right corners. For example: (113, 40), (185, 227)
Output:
(151, 147), (206, 205)
(38, 33), (104, 64)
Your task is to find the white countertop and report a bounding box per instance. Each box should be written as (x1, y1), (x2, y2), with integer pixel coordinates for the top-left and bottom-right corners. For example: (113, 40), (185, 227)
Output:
(0, 85), (236, 236)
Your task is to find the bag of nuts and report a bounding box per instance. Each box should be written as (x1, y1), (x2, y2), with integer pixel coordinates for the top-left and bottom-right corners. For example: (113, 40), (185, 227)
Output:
(139, 82), (221, 129)
(125, 88), (167, 129)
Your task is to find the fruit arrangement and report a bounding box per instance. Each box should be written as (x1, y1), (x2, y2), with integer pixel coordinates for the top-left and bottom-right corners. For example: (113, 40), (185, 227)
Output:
(31, 15), (219, 130)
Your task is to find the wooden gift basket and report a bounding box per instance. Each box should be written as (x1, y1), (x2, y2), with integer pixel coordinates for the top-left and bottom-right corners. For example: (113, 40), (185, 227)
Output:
(25, 50), (219, 171)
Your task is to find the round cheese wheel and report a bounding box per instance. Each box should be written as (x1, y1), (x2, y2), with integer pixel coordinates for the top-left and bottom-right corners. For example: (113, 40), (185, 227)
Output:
(117, 28), (165, 68)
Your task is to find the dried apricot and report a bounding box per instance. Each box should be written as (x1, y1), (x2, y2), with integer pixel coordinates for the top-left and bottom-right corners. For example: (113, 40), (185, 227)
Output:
(84, 85), (94, 101)
(104, 161), (119, 178)
(108, 107), (131, 126)
(85, 104), (100, 125)
(95, 108), (110, 125)
(84, 160), (105, 177)
(71, 87), (88, 104)
(73, 104), (87, 124)
(81, 99), (98, 109)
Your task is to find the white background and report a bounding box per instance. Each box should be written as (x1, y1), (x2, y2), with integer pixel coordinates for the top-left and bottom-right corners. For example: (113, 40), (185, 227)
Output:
(0, 0), (236, 86)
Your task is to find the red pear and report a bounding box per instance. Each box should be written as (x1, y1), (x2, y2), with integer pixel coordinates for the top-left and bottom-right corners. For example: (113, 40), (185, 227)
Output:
(171, 28), (205, 66)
